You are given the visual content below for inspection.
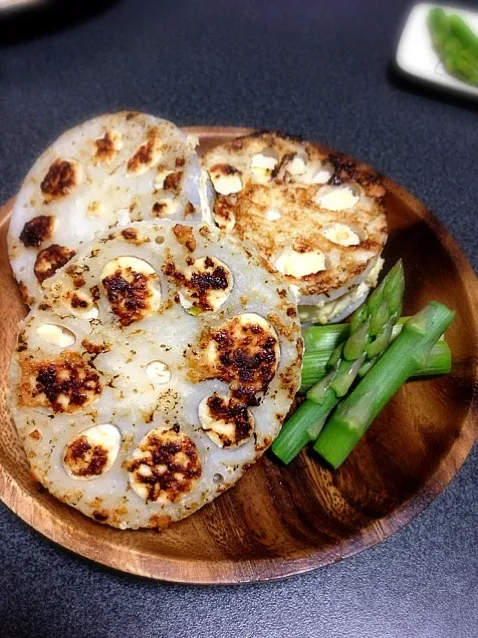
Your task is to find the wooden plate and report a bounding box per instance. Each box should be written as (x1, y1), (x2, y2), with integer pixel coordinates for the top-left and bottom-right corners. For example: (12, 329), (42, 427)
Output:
(0, 126), (477, 584)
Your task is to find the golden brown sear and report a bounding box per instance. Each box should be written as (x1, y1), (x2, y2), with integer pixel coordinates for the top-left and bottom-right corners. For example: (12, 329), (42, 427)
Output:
(125, 428), (201, 503)
(163, 171), (183, 193)
(202, 394), (254, 447)
(41, 159), (81, 202)
(19, 215), (56, 248)
(64, 435), (109, 478)
(102, 263), (158, 326)
(172, 223), (197, 252)
(18, 352), (101, 413)
(34, 244), (76, 284)
(127, 127), (163, 175)
(93, 129), (122, 166)
(189, 315), (279, 404)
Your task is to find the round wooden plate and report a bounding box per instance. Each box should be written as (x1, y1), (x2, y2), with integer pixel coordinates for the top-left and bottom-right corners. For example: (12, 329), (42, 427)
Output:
(0, 126), (477, 584)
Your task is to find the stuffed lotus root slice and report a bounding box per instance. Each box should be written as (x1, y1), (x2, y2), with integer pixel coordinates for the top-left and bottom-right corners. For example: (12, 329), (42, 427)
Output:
(63, 424), (121, 480)
(125, 427), (202, 503)
(8, 113), (210, 308)
(176, 256), (233, 314)
(100, 257), (161, 326)
(18, 351), (102, 413)
(199, 393), (254, 448)
(202, 132), (388, 318)
(10, 220), (302, 529)
(189, 313), (280, 403)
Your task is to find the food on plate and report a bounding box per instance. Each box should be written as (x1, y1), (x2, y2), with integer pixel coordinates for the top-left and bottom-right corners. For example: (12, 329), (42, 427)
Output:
(8, 112), (212, 307)
(272, 259), (454, 466)
(428, 8), (478, 87)
(9, 220), (302, 529)
(5, 120), (456, 533)
(202, 130), (388, 324)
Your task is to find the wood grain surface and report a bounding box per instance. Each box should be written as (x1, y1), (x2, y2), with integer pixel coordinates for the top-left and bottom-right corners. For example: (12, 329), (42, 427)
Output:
(0, 126), (477, 584)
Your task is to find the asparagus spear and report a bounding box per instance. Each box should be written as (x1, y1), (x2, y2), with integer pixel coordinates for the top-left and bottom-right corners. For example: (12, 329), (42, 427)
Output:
(271, 393), (338, 465)
(307, 261), (404, 404)
(272, 261), (405, 463)
(300, 319), (448, 390)
(302, 317), (445, 355)
(300, 340), (451, 391)
(314, 302), (455, 468)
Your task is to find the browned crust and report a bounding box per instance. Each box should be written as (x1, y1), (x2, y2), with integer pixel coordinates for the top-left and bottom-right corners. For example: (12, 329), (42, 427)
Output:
(204, 394), (253, 447)
(189, 317), (278, 405)
(172, 224), (197, 252)
(102, 268), (157, 327)
(203, 131), (388, 297)
(41, 159), (79, 202)
(34, 244), (76, 284)
(164, 171), (183, 193)
(125, 429), (201, 503)
(64, 435), (109, 478)
(120, 228), (151, 245)
(127, 127), (161, 174)
(93, 131), (119, 166)
(81, 339), (108, 355)
(19, 281), (34, 306)
(65, 264), (86, 289)
(163, 256), (230, 313)
(19, 216), (56, 248)
(209, 163), (242, 177)
(18, 352), (102, 413)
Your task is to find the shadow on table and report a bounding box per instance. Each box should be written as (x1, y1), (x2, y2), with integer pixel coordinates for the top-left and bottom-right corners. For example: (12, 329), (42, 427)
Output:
(387, 61), (478, 114)
(0, 0), (120, 47)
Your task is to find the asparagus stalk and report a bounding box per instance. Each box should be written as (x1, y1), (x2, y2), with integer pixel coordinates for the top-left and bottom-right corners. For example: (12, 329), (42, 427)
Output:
(271, 393), (338, 465)
(272, 261), (405, 463)
(303, 317), (413, 353)
(300, 321), (448, 391)
(307, 261), (404, 402)
(276, 337), (452, 463)
(314, 302), (455, 468)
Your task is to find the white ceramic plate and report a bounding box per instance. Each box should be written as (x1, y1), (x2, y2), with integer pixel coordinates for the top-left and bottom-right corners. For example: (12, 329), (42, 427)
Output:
(396, 3), (478, 99)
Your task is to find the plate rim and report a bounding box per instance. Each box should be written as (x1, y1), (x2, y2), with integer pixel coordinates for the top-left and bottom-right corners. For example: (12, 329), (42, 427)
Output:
(0, 125), (477, 584)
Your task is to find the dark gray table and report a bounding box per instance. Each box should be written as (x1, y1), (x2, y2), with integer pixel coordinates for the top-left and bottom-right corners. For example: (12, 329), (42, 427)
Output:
(1, 1), (477, 636)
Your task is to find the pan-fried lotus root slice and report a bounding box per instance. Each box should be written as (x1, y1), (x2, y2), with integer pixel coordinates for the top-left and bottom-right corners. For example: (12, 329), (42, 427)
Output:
(8, 112), (212, 306)
(10, 221), (301, 529)
(202, 131), (388, 321)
